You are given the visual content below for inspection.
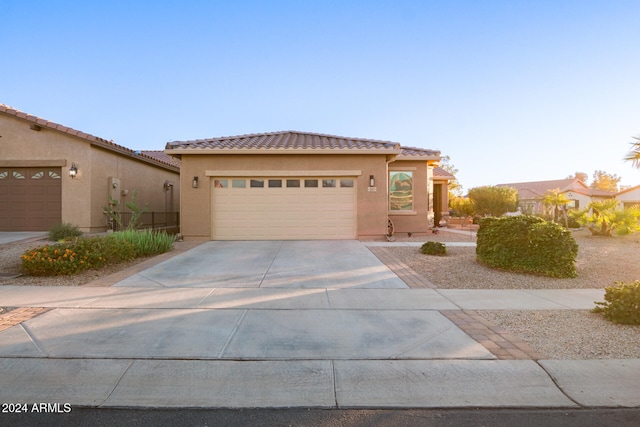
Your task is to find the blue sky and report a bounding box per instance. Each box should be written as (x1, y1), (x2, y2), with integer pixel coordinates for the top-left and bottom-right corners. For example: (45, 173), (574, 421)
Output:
(3, 1), (639, 191)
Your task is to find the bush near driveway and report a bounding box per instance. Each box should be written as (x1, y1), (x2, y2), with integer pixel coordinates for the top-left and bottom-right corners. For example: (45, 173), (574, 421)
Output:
(21, 235), (136, 276)
(420, 241), (447, 256)
(476, 215), (578, 278)
(20, 230), (175, 276)
(48, 222), (83, 241)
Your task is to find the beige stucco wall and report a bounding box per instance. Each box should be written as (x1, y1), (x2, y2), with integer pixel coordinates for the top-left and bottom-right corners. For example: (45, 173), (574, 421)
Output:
(178, 153), (392, 240)
(0, 113), (179, 232)
(89, 147), (179, 231)
(616, 186), (640, 207)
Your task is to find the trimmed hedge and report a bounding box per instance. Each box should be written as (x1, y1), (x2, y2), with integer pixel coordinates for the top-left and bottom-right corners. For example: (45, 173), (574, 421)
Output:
(476, 215), (578, 278)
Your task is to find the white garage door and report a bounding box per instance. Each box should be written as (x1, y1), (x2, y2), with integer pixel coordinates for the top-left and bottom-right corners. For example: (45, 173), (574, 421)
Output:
(212, 177), (356, 240)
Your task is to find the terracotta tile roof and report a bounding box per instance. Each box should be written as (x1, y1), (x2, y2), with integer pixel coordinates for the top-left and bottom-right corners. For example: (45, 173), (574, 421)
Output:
(165, 131), (402, 152)
(0, 103), (179, 172)
(399, 146), (441, 159)
(617, 184), (640, 196)
(434, 166), (455, 179)
(498, 178), (616, 198)
(141, 150), (181, 168)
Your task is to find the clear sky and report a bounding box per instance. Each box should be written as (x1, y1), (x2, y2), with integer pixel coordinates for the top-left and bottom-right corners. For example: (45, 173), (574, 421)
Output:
(3, 0), (639, 191)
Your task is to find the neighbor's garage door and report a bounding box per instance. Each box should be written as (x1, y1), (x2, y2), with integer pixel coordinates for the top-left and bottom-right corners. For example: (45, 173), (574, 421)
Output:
(0, 168), (62, 231)
(212, 177), (356, 240)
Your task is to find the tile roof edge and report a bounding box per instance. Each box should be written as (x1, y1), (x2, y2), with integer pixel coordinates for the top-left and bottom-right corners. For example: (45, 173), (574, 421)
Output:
(0, 103), (178, 172)
(166, 130), (402, 146)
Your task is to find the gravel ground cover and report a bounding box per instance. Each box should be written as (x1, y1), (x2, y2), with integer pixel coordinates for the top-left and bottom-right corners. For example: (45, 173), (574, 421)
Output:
(479, 309), (640, 359)
(390, 229), (640, 289)
(0, 240), (147, 287)
(389, 228), (640, 359)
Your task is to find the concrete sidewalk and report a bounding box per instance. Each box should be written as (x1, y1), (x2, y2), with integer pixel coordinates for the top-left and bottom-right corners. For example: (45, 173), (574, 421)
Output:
(0, 231), (47, 246)
(0, 240), (638, 409)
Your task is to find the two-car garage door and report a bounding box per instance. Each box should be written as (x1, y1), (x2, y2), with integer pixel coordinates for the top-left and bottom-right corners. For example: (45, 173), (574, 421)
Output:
(212, 177), (356, 240)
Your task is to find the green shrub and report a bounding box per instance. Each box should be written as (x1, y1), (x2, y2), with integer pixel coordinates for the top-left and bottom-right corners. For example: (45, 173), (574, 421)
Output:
(21, 235), (136, 276)
(476, 215), (578, 278)
(420, 241), (447, 256)
(48, 223), (83, 241)
(111, 229), (175, 257)
(592, 281), (640, 325)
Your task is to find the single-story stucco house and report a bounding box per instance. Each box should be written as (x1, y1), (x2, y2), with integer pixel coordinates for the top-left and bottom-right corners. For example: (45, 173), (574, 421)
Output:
(0, 104), (180, 232)
(165, 131), (449, 241)
(498, 178), (616, 215)
(616, 184), (640, 208)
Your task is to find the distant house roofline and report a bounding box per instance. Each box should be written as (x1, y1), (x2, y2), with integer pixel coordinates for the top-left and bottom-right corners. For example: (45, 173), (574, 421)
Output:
(498, 178), (616, 198)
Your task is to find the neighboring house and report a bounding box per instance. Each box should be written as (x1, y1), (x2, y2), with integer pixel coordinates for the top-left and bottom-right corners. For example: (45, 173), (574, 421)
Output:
(616, 184), (640, 208)
(165, 131), (449, 240)
(0, 104), (180, 232)
(497, 178), (616, 215)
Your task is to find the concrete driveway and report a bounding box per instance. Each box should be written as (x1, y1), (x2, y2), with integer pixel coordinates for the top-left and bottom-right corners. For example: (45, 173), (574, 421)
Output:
(1, 239), (636, 409)
(113, 240), (408, 288)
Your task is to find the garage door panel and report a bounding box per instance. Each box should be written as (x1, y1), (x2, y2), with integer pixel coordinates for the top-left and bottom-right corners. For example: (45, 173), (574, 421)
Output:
(0, 167), (62, 231)
(213, 176), (356, 240)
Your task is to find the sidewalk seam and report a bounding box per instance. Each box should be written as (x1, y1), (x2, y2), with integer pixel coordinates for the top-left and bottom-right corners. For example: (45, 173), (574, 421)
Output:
(535, 360), (583, 407)
(331, 360), (339, 408)
(218, 309), (249, 358)
(195, 288), (218, 308)
(20, 322), (48, 357)
(99, 360), (135, 407)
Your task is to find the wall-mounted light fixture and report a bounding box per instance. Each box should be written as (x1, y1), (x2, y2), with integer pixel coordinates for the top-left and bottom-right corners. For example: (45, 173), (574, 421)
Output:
(192, 176), (199, 188)
(369, 175), (375, 187)
(69, 163), (78, 178)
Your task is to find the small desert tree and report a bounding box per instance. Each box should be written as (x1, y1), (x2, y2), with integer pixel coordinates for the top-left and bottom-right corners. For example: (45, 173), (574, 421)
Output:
(468, 186), (518, 217)
(449, 196), (475, 217)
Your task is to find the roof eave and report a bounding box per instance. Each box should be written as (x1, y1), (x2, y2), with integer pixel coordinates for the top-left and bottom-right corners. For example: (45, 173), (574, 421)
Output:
(394, 154), (441, 161)
(165, 148), (403, 155)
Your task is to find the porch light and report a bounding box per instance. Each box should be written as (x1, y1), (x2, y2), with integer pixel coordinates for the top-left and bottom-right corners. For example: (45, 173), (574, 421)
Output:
(192, 176), (199, 188)
(369, 175), (375, 187)
(69, 163), (78, 178)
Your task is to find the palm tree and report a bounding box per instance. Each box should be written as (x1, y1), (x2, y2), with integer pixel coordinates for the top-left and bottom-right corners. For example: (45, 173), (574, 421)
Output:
(624, 136), (640, 168)
(543, 189), (571, 227)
